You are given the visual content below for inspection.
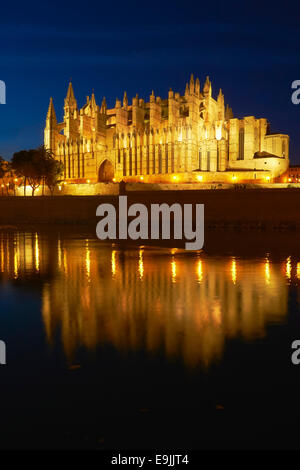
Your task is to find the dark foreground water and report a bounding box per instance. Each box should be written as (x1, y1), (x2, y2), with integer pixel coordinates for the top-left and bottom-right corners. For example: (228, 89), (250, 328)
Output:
(0, 228), (300, 449)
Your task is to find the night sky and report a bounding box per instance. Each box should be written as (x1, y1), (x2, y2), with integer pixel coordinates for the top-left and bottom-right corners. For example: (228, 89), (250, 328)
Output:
(0, 1), (300, 162)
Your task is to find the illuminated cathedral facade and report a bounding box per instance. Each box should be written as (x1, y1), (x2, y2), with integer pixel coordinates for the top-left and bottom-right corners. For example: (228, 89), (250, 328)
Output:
(44, 76), (289, 183)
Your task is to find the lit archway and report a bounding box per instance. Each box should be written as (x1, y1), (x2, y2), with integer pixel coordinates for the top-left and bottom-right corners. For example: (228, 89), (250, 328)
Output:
(98, 159), (114, 182)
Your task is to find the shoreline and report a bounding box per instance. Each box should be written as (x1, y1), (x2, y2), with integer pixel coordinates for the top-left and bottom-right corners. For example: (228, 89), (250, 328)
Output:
(0, 189), (300, 228)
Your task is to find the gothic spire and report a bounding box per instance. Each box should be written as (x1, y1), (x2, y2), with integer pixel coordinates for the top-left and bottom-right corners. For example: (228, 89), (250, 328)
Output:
(64, 82), (77, 110)
(123, 91), (128, 108)
(189, 73), (195, 94)
(203, 76), (212, 97)
(46, 97), (57, 126)
(91, 91), (97, 109)
(100, 97), (107, 113)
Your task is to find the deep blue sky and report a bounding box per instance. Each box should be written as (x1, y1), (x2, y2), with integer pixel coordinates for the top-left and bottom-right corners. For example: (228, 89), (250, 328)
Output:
(0, 0), (300, 162)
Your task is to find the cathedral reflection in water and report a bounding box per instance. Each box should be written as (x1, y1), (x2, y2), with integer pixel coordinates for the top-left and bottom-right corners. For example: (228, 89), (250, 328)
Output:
(0, 230), (294, 367)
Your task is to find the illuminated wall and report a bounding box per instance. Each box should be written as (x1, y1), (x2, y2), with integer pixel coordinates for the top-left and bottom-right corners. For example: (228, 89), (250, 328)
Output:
(44, 77), (289, 184)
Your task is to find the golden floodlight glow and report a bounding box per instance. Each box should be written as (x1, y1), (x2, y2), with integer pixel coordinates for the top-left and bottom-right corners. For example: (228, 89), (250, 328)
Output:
(140, 176), (144, 181)
(231, 258), (237, 284)
(197, 259), (203, 283)
(266, 176), (271, 182)
(171, 258), (177, 283)
(286, 256), (292, 280)
(215, 127), (222, 140)
(112, 177), (116, 182)
(111, 250), (116, 277)
(35, 233), (40, 272)
(172, 175), (178, 181)
(265, 258), (270, 285)
(87, 179), (90, 184)
(196, 175), (203, 182)
(85, 240), (91, 280)
(297, 262), (300, 280)
(232, 175), (237, 181)
(138, 249), (144, 280)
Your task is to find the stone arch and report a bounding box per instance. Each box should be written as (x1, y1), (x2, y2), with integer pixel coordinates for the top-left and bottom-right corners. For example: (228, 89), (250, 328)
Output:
(98, 159), (114, 182)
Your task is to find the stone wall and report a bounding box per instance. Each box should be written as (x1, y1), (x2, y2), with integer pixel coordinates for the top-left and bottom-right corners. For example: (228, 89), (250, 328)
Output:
(15, 182), (120, 197)
(1, 189), (300, 228)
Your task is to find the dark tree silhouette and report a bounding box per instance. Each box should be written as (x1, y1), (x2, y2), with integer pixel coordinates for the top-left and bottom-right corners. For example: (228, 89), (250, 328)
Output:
(12, 146), (65, 196)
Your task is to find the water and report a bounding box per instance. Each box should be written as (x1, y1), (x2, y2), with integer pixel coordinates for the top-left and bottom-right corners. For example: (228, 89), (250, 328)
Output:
(0, 229), (300, 449)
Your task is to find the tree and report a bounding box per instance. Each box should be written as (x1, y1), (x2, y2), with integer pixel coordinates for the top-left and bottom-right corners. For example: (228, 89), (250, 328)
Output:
(12, 150), (36, 196)
(12, 146), (64, 196)
(34, 145), (64, 195)
(44, 159), (64, 195)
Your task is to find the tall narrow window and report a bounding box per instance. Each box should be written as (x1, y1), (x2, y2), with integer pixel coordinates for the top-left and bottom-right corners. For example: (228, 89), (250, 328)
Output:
(140, 148), (143, 175)
(159, 146), (162, 174)
(76, 144), (80, 178)
(68, 155), (71, 178)
(207, 150), (210, 171)
(238, 128), (244, 160)
(282, 140), (286, 157)
(147, 147), (150, 175)
(171, 143), (175, 173)
(165, 144), (168, 173)
(123, 151), (127, 176)
(129, 148), (132, 176)
(135, 150), (138, 175)
(254, 127), (258, 152)
(64, 154), (66, 179)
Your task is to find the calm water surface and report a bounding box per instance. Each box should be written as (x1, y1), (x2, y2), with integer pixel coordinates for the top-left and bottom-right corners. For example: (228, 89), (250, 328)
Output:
(0, 229), (300, 449)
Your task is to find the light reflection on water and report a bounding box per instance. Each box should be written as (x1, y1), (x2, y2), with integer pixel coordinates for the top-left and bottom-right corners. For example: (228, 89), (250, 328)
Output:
(0, 230), (297, 368)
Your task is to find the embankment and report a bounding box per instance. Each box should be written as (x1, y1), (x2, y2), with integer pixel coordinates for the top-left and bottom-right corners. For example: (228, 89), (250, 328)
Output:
(0, 189), (300, 229)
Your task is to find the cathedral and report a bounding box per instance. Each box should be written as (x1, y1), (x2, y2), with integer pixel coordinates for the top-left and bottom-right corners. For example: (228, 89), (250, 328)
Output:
(44, 76), (289, 184)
